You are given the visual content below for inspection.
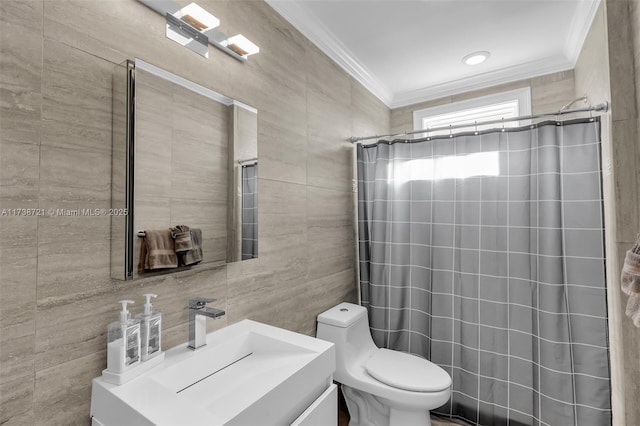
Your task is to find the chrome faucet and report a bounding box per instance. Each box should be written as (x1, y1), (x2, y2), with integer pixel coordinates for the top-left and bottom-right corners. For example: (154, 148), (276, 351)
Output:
(188, 297), (226, 350)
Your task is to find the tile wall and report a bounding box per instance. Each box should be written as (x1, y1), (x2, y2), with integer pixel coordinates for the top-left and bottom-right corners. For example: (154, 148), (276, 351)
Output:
(574, 2), (640, 424)
(0, 0), (389, 423)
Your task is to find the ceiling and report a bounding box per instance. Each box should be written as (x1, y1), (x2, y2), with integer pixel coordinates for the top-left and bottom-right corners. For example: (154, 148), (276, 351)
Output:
(265, 0), (600, 108)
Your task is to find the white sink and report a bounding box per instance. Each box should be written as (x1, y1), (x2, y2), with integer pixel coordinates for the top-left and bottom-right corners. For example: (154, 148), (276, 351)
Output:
(90, 320), (336, 426)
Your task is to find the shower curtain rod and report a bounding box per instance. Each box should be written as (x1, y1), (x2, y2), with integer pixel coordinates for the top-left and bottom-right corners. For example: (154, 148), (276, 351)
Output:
(348, 101), (609, 143)
(238, 157), (258, 166)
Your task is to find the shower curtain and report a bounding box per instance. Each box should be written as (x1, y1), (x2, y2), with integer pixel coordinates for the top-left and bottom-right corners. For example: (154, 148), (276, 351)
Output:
(241, 163), (258, 260)
(357, 118), (611, 426)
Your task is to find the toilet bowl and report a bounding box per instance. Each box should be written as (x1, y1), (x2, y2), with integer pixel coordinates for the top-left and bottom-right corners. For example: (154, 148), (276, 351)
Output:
(316, 302), (451, 426)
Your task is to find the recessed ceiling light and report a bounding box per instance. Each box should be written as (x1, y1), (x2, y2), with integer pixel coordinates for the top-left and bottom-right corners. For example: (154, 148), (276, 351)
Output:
(462, 51), (490, 65)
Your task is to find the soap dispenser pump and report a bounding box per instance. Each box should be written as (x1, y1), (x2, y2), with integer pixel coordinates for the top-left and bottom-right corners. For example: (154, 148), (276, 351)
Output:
(137, 293), (162, 361)
(106, 300), (141, 374)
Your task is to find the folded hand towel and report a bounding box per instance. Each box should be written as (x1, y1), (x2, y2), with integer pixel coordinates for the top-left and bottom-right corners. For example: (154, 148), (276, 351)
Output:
(138, 229), (179, 273)
(182, 228), (203, 266)
(171, 225), (193, 253)
(621, 247), (640, 327)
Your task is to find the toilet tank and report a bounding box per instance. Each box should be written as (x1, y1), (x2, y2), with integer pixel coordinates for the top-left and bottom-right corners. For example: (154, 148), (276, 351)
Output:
(317, 302), (367, 329)
(316, 303), (378, 384)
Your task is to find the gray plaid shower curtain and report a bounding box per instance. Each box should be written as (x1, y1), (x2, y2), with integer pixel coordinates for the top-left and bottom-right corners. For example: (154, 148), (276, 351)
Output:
(357, 118), (611, 426)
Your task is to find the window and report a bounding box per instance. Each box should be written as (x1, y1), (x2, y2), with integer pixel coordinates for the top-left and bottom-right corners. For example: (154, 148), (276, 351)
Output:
(412, 87), (531, 137)
(391, 151), (500, 182)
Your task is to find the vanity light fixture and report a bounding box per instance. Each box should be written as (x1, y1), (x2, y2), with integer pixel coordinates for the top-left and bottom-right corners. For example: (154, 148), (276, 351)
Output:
(462, 51), (490, 65)
(137, 0), (259, 62)
(222, 35), (260, 58)
(165, 2), (217, 58)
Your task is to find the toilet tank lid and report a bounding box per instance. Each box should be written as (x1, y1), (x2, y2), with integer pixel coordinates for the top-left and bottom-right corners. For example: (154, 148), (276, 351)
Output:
(317, 303), (367, 328)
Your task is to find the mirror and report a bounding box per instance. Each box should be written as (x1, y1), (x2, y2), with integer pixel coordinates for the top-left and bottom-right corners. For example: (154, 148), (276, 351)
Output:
(228, 106), (258, 262)
(111, 59), (258, 280)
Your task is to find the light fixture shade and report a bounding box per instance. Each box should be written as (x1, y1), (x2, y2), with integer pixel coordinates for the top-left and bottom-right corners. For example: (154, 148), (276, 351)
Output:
(222, 34), (260, 57)
(175, 3), (220, 31)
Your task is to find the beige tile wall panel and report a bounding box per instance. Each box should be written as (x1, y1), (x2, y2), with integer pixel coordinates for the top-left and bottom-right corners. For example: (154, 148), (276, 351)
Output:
(307, 90), (353, 192)
(611, 118), (639, 241)
(307, 187), (354, 282)
(0, 1), (43, 147)
(0, 140), (40, 208)
(35, 286), (116, 371)
(38, 145), (111, 204)
(606, 1), (637, 122)
(0, 216), (37, 383)
(530, 70), (576, 114)
(618, 2), (640, 426)
(0, 4), (42, 411)
(351, 81), (391, 138)
(33, 351), (105, 425)
(36, 212), (111, 300)
(41, 40), (113, 154)
(258, 102), (309, 181)
(0, 375), (34, 425)
(258, 120), (308, 185)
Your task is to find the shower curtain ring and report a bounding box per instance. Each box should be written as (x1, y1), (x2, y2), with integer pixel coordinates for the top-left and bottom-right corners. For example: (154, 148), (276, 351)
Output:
(449, 125), (453, 138)
(501, 117), (506, 132)
(426, 127), (431, 141)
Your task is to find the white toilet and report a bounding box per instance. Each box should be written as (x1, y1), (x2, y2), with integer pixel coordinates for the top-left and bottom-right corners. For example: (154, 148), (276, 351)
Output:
(316, 302), (451, 426)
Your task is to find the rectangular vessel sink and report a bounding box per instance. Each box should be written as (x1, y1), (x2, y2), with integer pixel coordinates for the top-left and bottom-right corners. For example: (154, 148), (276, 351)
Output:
(91, 320), (335, 426)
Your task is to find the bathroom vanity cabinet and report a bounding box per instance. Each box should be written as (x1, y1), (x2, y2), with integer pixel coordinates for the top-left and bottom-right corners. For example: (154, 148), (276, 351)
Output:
(90, 320), (337, 426)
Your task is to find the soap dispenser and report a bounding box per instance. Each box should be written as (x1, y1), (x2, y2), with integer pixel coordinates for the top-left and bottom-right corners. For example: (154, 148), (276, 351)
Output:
(137, 293), (162, 361)
(107, 300), (141, 374)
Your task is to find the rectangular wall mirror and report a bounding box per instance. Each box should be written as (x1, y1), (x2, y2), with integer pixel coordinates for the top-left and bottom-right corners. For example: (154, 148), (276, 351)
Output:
(111, 59), (258, 280)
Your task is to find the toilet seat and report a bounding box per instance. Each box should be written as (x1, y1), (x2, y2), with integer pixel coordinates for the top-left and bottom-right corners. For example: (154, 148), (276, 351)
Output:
(365, 349), (451, 392)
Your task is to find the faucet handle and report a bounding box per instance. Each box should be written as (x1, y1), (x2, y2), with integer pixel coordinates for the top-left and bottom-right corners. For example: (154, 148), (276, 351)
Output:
(189, 297), (216, 309)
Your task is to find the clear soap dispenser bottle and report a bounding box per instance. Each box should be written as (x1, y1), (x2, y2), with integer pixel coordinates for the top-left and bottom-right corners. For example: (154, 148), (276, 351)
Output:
(137, 293), (162, 361)
(106, 300), (141, 374)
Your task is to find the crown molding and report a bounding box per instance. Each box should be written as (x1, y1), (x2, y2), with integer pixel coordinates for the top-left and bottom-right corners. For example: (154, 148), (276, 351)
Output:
(264, 0), (393, 106)
(390, 56), (574, 109)
(266, 0), (598, 111)
(564, 0), (601, 65)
